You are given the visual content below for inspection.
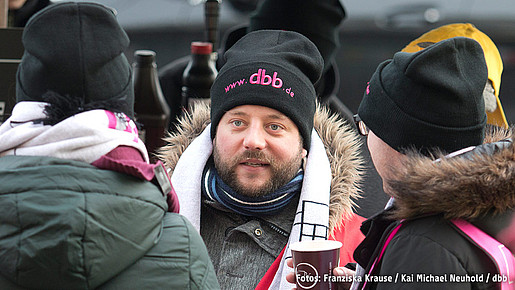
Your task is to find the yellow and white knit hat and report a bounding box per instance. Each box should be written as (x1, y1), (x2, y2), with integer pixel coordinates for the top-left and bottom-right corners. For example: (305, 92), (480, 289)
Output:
(402, 23), (507, 128)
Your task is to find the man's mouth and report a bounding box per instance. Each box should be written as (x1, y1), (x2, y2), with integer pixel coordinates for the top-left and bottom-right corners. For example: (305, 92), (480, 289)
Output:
(242, 162), (266, 167)
(241, 159), (269, 167)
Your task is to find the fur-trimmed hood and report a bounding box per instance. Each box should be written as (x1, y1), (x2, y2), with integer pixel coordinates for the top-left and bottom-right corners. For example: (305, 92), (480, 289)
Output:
(388, 127), (515, 221)
(157, 100), (363, 232)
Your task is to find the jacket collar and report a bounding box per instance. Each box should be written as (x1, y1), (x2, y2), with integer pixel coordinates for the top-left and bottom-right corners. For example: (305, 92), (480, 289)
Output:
(387, 127), (515, 221)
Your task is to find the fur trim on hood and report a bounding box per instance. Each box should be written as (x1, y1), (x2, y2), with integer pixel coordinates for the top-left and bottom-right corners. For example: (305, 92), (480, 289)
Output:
(387, 127), (515, 220)
(157, 100), (364, 232)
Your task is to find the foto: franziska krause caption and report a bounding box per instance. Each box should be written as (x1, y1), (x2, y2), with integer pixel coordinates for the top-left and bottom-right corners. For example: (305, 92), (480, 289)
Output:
(325, 273), (508, 284)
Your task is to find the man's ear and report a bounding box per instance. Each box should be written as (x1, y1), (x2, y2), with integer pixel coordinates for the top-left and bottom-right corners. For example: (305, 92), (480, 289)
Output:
(301, 148), (307, 158)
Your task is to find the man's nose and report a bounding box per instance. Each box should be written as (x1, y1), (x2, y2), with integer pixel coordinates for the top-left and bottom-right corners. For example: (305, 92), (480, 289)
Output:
(243, 125), (266, 150)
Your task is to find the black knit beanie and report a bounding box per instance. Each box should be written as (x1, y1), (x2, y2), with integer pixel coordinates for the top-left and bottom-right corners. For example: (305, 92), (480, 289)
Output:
(16, 2), (135, 118)
(358, 37), (488, 155)
(210, 30), (323, 150)
(248, 0), (345, 73)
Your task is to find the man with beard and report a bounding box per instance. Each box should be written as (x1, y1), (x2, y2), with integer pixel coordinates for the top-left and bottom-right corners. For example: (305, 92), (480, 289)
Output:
(158, 29), (365, 289)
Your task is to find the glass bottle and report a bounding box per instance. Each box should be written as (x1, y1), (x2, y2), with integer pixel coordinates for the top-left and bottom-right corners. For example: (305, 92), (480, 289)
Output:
(133, 50), (170, 161)
(204, 0), (221, 53)
(181, 42), (218, 110)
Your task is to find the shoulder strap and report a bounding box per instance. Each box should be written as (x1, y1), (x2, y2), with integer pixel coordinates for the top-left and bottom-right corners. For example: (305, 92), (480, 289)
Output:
(361, 221), (404, 289)
(451, 219), (515, 290)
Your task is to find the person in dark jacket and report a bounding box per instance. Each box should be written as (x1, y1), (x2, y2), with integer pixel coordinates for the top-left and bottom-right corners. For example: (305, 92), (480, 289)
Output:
(350, 36), (515, 290)
(8, 0), (52, 27)
(158, 29), (366, 290)
(0, 2), (219, 289)
(158, 0), (390, 220)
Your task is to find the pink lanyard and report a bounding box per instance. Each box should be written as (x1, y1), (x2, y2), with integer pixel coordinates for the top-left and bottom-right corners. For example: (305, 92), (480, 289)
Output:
(452, 219), (515, 290)
(362, 219), (515, 290)
(361, 221), (404, 289)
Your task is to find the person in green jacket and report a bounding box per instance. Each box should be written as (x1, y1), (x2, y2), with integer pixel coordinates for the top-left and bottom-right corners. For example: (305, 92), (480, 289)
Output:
(0, 2), (219, 289)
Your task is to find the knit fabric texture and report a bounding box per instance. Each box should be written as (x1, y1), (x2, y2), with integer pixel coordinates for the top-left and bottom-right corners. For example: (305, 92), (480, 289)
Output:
(16, 2), (135, 118)
(210, 30), (323, 150)
(401, 23), (507, 128)
(358, 37), (488, 155)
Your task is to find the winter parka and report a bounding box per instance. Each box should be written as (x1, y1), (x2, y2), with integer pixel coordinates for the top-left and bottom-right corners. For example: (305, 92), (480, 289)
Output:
(0, 155), (220, 289)
(353, 128), (515, 290)
(158, 100), (367, 288)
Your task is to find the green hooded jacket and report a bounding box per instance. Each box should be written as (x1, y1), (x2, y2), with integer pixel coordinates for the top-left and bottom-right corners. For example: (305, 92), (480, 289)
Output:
(0, 155), (219, 289)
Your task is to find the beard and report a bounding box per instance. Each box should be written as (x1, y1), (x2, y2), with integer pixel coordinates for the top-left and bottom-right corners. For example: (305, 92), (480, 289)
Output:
(213, 142), (304, 198)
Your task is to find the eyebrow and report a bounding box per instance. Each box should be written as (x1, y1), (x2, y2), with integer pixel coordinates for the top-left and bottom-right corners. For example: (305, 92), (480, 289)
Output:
(226, 111), (248, 117)
(227, 111), (288, 121)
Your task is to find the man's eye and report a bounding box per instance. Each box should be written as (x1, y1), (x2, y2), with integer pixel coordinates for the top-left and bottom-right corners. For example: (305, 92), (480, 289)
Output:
(269, 124), (281, 130)
(232, 120), (243, 126)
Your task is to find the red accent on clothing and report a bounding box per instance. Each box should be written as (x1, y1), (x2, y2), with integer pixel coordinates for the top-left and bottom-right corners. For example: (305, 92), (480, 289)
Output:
(254, 212), (366, 289)
(92, 146), (153, 179)
(254, 246), (286, 290)
(329, 213), (367, 266)
(91, 146), (180, 213)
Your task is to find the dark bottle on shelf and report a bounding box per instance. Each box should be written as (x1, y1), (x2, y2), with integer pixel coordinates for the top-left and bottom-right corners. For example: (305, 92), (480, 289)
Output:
(133, 50), (170, 161)
(181, 42), (218, 110)
(204, 0), (221, 53)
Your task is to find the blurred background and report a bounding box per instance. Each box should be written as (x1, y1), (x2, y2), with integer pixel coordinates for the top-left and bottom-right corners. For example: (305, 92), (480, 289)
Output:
(59, 0), (515, 123)
(4, 0), (515, 216)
